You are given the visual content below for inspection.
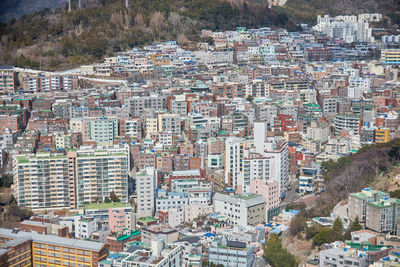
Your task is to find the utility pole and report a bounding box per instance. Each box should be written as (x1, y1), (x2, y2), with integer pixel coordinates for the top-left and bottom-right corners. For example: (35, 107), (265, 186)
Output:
(79, 0), (82, 9)
(68, 0), (71, 11)
(125, 0), (129, 8)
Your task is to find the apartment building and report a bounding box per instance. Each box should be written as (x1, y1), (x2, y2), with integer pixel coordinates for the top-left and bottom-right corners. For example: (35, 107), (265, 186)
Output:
(136, 167), (157, 217)
(366, 198), (400, 234)
(381, 49), (400, 64)
(224, 137), (245, 188)
(13, 152), (71, 210)
(74, 215), (98, 239)
(119, 118), (142, 139)
(241, 154), (272, 194)
(253, 122), (290, 195)
(13, 145), (130, 210)
(319, 247), (369, 267)
(307, 121), (330, 143)
(214, 193), (266, 226)
(208, 238), (255, 267)
(0, 228), (108, 267)
(108, 208), (136, 233)
(89, 118), (119, 145)
(156, 191), (188, 212)
(334, 113), (362, 135)
(348, 189), (390, 222)
(70, 118), (91, 141)
(375, 128), (390, 143)
(158, 113), (181, 135)
(22, 74), (78, 93)
(250, 179), (280, 222)
(124, 95), (167, 117)
(73, 145), (130, 208)
(0, 66), (17, 94)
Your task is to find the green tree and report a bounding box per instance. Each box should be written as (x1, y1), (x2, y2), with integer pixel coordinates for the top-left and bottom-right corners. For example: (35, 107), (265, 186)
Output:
(110, 191), (120, 202)
(104, 197), (112, 203)
(351, 216), (362, 231)
(344, 216), (362, 240)
(264, 234), (298, 267)
(390, 190), (400, 199)
(332, 217), (344, 233)
(312, 227), (341, 246)
(246, 95), (254, 102)
(305, 225), (320, 240)
(0, 175), (13, 188)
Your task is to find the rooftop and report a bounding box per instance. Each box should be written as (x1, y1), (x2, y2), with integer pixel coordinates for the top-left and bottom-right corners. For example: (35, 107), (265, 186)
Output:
(0, 228), (105, 252)
(116, 230), (141, 241)
(85, 202), (129, 210)
(137, 217), (157, 223)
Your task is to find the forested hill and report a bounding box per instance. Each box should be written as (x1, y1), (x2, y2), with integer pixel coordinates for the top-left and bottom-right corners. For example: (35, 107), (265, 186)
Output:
(0, 0), (67, 22)
(0, 0), (398, 71)
(0, 0), (295, 70)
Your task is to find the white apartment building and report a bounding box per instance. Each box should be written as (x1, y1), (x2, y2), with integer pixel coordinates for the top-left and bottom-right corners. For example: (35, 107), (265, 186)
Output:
(74, 215), (98, 239)
(155, 192), (189, 212)
(208, 238), (255, 267)
(136, 167), (157, 217)
(224, 137), (245, 188)
(253, 121), (289, 195)
(187, 187), (212, 205)
(241, 154), (272, 194)
(214, 193), (266, 226)
(307, 121), (330, 143)
(313, 15), (374, 43)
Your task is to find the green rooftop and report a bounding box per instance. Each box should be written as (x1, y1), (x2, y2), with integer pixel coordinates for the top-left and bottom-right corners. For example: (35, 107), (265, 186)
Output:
(137, 216), (157, 223)
(304, 103), (320, 108)
(367, 198), (400, 209)
(116, 230), (141, 241)
(85, 202), (128, 210)
(236, 193), (260, 200)
(16, 156), (30, 164)
(345, 241), (392, 252)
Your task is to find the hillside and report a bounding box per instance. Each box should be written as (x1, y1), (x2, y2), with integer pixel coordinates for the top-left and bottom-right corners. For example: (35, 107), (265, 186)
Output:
(312, 139), (400, 217)
(0, 0), (398, 71)
(0, 0), (296, 70)
(0, 0), (68, 22)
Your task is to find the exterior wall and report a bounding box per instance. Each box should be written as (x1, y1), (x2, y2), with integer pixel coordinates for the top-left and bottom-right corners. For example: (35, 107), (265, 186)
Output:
(214, 193), (266, 226)
(13, 153), (71, 210)
(136, 168), (156, 217)
(108, 208), (128, 233)
(250, 179), (280, 222)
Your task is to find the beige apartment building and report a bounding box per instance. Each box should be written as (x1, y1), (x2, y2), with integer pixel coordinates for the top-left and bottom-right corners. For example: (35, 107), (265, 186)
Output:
(13, 144), (130, 211)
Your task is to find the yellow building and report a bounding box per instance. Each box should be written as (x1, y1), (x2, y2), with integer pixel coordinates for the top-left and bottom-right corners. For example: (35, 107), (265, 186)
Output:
(381, 49), (400, 64)
(375, 128), (390, 143)
(0, 228), (108, 266)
